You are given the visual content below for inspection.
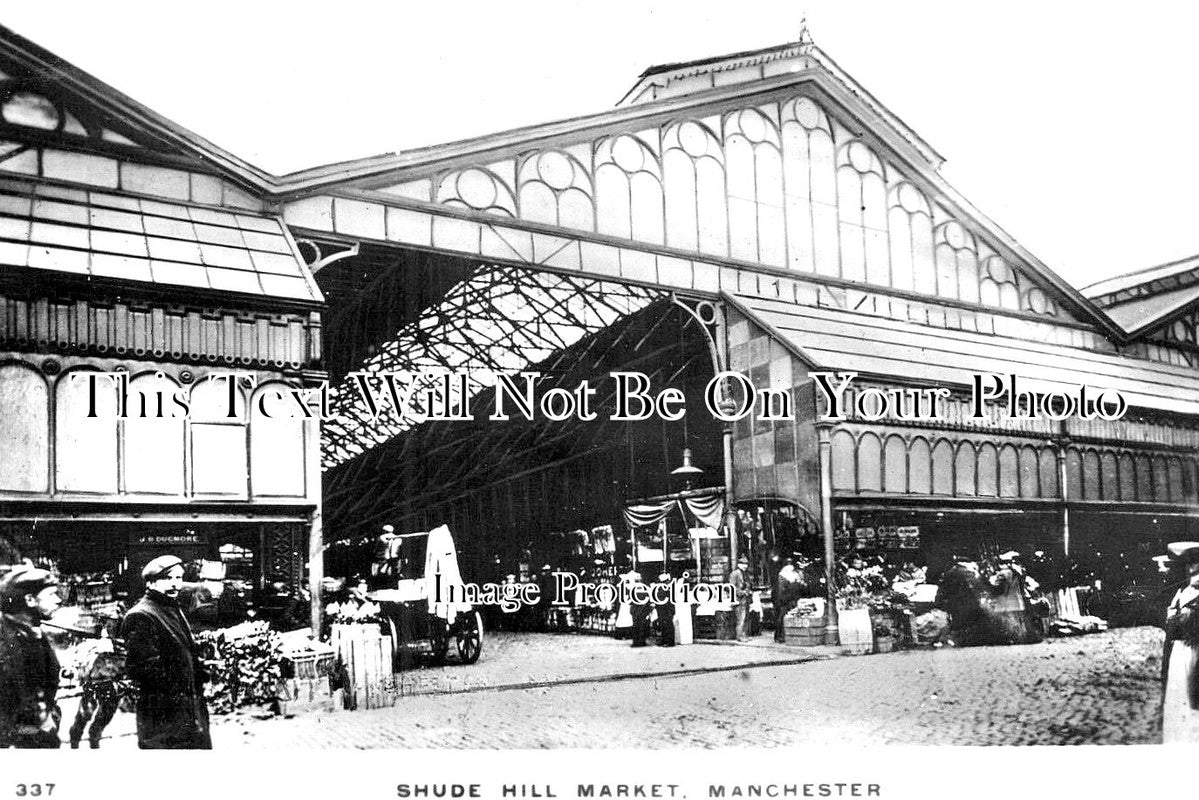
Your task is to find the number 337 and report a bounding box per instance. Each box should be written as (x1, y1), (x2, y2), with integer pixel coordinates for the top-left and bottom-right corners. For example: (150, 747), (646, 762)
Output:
(16, 785), (54, 797)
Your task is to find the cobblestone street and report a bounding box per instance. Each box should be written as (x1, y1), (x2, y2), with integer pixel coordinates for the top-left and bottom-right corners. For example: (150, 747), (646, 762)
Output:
(80, 626), (1166, 749)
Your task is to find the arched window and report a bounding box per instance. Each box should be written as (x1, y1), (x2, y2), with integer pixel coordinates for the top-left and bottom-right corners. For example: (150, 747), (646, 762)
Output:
(724, 108), (785, 267)
(976, 443), (999, 497)
(836, 141), (888, 284)
(883, 435), (907, 493)
(955, 442), (977, 496)
(857, 432), (882, 492)
(1039, 448), (1060, 498)
(998, 444), (1019, 498)
(1099, 451), (1119, 501)
(781, 97), (837, 275)
(437, 167), (517, 217)
(1118, 452), (1137, 501)
(0, 363), (49, 492)
(887, 182), (934, 293)
(190, 377), (248, 497)
(1018, 446), (1039, 499)
(1082, 450), (1101, 501)
(55, 369), (117, 493)
(908, 437), (932, 494)
(1168, 458), (1185, 504)
(663, 120), (727, 256)
(595, 134), (665, 244)
(934, 222), (977, 302)
(932, 440), (954, 495)
(980, 256), (1021, 311)
(1153, 456), (1170, 503)
(1135, 454), (1153, 501)
(1065, 450), (1083, 500)
(831, 430), (856, 491)
(517, 151), (594, 231)
(124, 372), (185, 495)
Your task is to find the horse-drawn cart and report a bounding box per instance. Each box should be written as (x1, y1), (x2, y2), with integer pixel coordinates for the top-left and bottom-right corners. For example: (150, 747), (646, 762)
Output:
(368, 525), (483, 666)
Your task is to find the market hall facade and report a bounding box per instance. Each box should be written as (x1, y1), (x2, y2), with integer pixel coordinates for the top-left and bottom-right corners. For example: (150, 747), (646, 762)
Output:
(0, 23), (1196, 632)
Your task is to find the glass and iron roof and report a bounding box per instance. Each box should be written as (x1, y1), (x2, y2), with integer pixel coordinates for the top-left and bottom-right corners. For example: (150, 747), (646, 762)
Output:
(0, 177), (321, 302)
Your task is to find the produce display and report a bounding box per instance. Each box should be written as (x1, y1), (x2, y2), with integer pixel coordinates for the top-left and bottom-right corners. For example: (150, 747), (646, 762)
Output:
(196, 621), (283, 715)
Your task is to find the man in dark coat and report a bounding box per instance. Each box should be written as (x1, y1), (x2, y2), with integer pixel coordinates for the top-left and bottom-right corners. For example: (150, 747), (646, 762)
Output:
(653, 573), (676, 647)
(0, 566), (62, 748)
(120, 555), (212, 749)
(936, 555), (986, 647)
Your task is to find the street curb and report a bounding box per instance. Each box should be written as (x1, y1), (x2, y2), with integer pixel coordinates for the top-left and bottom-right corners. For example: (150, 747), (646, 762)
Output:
(404, 651), (833, 698)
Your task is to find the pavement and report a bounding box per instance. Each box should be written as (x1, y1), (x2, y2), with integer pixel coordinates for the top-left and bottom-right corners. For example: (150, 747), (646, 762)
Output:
(57, 626), (1167, 748)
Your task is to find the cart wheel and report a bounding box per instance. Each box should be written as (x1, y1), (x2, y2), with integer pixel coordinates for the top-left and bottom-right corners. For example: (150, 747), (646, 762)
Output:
(430, 619), (450, 665)
(455, 611), (483, 664)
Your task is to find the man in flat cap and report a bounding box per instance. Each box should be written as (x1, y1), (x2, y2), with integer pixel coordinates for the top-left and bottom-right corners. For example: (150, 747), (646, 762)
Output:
(0, 565), (63, 748)
(120, 554), (212, 749)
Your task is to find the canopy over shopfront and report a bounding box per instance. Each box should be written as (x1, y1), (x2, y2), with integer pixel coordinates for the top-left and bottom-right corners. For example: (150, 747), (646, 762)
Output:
(0, 25), (323, 620)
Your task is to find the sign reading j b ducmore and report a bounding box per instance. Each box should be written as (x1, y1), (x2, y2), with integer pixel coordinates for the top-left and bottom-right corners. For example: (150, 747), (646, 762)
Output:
(67, 369), (1127, 423)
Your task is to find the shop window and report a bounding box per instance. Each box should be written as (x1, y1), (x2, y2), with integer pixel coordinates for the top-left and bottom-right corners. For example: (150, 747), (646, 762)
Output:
(857, 433), (882, 492)
(908, 438), (931, 494)
(954, 442), (976, 496)
(1118, 452), (1137, 501)
(123, 372), (185, 495)
(1018, 446), (1039, 499)
(190, 378), (247, 497)
(831, 430), (855, 491)
(998, 444), (1019, 498)
(249, 382), (306, 497)
(218, 542), (255, 584)
(931, 440), (953, 495)
(976, 443), (999, 497)
(1100, 451), (1119, 501)
(1038, 448), (1059, 498)
(55, 369), (118, 493)
(1082, 450), (1101, 501)
(0, 364), (49, 492)
(883, 435), (907, 493)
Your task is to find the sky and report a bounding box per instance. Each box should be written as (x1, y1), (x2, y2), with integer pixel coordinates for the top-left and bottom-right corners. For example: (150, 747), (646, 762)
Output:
(5, 0), (1198, 290)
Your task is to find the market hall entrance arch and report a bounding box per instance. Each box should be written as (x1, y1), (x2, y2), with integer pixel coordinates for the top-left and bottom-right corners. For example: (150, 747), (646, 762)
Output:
(306, 240), (729, 627)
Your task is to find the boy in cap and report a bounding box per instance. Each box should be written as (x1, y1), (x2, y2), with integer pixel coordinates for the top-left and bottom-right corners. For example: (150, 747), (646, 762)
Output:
(0, 565), (63, 748)
(120, 554), (212, 749)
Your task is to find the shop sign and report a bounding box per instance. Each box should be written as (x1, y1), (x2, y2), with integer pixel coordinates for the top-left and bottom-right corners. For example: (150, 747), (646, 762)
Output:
(130, 532), (203, 546)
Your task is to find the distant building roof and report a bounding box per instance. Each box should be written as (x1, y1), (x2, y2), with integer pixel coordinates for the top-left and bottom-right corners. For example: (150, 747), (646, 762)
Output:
(1083, 254), (1199, 336)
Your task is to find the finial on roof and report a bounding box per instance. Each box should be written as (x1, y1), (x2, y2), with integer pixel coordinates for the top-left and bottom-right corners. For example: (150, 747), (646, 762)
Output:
(798, 11), (813, 47)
